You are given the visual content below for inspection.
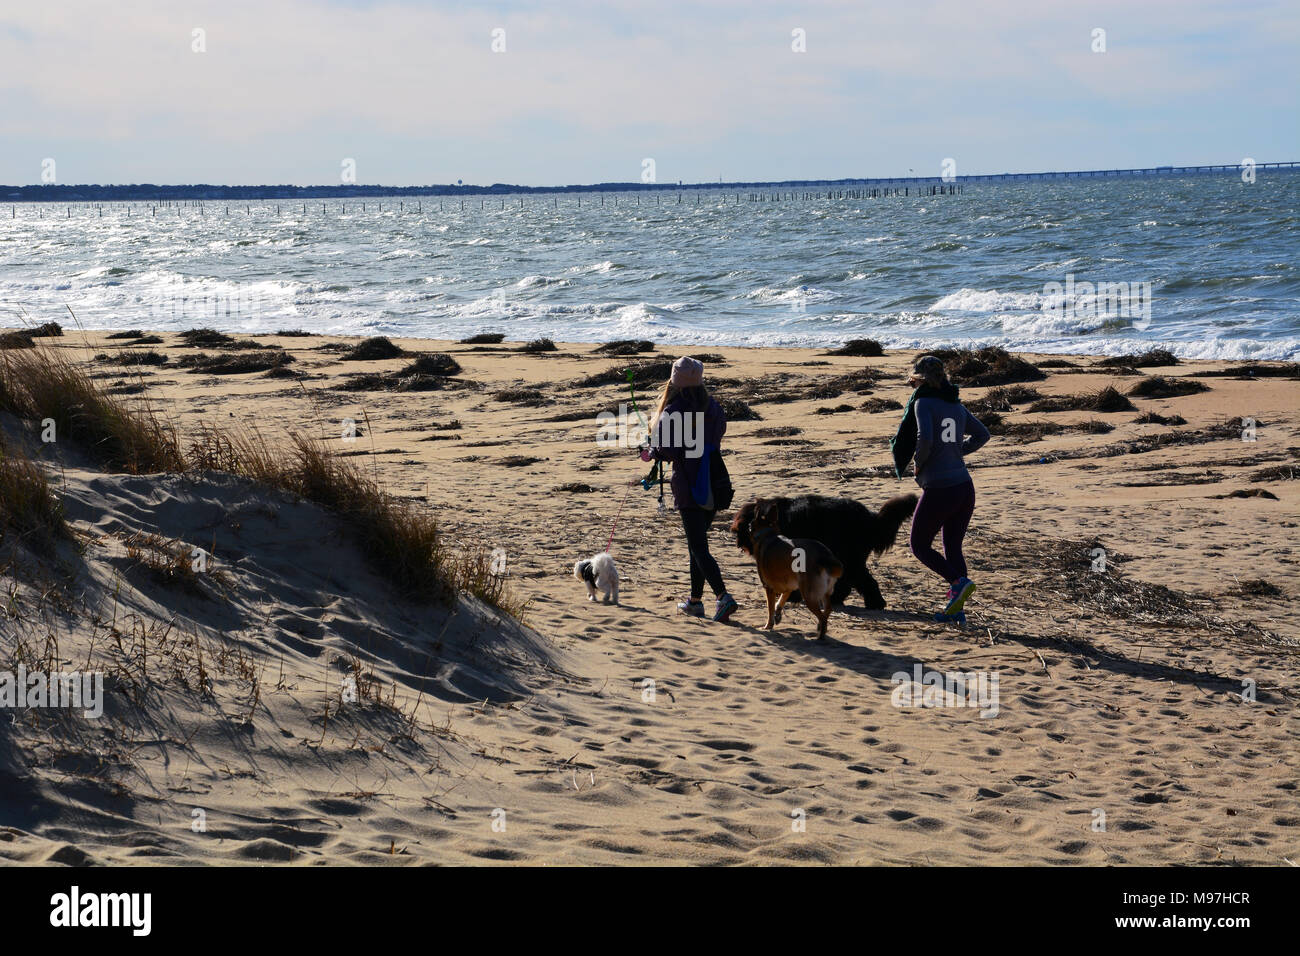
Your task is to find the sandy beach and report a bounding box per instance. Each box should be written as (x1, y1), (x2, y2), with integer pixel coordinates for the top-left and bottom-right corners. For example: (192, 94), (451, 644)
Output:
(1, 328), (1297, 865)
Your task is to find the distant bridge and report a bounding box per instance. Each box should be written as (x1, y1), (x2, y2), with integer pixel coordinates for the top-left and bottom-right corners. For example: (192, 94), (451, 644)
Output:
(946, 161), (1299, 184)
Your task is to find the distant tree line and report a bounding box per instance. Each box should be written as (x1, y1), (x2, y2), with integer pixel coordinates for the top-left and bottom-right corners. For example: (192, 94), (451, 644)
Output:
(3, 163), (1293, 202)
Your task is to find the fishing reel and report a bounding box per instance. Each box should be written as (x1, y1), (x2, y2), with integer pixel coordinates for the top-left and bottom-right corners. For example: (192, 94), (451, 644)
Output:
(638, 447), (667, 511)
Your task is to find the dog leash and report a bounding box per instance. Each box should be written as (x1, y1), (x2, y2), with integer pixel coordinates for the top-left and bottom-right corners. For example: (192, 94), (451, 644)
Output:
(604, 479), (636, 553)
(605, 456), (666, 553)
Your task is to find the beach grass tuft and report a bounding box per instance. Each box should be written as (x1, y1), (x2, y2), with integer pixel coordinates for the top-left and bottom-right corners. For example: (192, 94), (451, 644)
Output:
(1133, 410), (1187, 426)
(176, 349), (294, 375)
(825, 338), (884, 357)
(95, 350), (169, 367)
(519, 337), (558, 353)
(342, 336), (406, 360)
(1027, 385), (1135, 413)
(0, 331), (35, 350)
(397, 353), (461, 377)
(594, 339), (655, 355)
(1097, 348), (1178, 368)
(0, 346), (184, 473)
(1127, 376), (1210, 399)
(927, 346), (1046, 387)
(0, 429), (69, 556)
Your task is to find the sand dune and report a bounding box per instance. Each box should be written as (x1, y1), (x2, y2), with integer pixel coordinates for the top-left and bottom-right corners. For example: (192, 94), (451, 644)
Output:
(1, 331), (1296, 864)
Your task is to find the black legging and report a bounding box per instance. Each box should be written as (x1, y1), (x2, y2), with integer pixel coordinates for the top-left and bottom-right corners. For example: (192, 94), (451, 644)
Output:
(680, 507), (725, 600)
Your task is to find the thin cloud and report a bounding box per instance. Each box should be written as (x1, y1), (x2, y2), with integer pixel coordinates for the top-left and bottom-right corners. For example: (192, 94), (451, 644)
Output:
(0, 0), (1295, 184)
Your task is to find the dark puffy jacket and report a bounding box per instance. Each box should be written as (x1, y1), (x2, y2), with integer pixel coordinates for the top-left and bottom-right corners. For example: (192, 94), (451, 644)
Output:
(651, 396), (727, 510)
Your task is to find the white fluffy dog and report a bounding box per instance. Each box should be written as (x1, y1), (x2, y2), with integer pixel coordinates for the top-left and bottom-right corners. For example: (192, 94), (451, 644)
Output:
(573, 553), (619, 604)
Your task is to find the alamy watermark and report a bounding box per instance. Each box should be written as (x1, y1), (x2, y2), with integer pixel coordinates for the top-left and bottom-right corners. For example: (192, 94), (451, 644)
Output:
(150, 287), (266, 322)
(49, 886), (150, 936)
(1, 666), (104, 718)
(891, 664), (999, 718)
(596, 406), (705, 458)
(1041, 274), (1152, 331)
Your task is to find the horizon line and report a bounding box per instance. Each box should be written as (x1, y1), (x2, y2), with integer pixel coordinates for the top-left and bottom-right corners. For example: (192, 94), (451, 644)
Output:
(5, 160), (1298, 201)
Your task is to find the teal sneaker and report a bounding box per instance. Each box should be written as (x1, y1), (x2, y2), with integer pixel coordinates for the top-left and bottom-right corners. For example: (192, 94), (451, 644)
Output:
(943, 578), (976, 616)
(713, 593), (738, 623)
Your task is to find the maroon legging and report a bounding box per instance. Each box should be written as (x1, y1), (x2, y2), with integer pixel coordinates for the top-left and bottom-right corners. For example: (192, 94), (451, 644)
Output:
(909, 478), (976, 584)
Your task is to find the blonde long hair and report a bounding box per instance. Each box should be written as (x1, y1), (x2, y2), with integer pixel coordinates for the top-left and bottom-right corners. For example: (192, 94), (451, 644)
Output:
(650, 381), (709, 435)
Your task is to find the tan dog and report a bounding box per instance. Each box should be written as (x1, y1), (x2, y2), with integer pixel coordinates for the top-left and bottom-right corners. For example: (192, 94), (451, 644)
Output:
(749, 499), (844, 639)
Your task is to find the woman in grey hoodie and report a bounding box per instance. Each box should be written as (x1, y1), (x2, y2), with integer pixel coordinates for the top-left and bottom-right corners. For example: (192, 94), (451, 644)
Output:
(892, 355), (990, 621)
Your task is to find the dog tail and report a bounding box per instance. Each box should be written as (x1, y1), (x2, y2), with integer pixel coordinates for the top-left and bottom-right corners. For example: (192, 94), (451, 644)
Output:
(868, 494), (920, 556)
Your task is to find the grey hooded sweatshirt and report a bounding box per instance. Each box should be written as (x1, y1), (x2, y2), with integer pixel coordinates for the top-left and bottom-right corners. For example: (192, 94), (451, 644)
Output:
(913, 396), (990, 489)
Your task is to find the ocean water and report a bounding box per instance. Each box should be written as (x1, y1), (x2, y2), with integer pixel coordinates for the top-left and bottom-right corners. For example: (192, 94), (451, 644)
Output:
(2, 174), (1297, 360)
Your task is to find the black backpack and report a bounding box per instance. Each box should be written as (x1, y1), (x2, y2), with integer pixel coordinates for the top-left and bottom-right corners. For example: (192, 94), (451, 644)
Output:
(710, 448), (734, 510)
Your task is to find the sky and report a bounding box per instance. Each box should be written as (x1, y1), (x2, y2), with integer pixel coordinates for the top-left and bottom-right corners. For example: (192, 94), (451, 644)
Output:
(1, 0), (1296, 187)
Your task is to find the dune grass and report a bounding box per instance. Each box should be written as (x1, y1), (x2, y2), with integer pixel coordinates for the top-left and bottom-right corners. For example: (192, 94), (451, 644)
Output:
(188, 425), (527, 614)
(122, 531), (225, 598)
(0, 345), (525, 616)
(189, 425), (451, 599)
(0, 346), (184, 473)
(0, 430), (68, 556)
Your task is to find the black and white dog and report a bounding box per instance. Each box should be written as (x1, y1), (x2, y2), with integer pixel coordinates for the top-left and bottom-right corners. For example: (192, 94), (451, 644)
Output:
(573, 553), (619, 604)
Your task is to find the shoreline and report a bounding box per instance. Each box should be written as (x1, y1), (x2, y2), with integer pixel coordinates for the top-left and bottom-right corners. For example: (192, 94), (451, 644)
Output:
(13, 322), (1300, 364)
(19, 325), (1300, 364)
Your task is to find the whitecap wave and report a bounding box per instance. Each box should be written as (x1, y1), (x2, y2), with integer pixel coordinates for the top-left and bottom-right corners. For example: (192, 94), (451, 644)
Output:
(931, 288), (1043, 312)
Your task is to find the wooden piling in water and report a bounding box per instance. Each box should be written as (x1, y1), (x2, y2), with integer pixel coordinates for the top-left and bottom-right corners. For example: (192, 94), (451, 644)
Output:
(10, 175), (975, 226)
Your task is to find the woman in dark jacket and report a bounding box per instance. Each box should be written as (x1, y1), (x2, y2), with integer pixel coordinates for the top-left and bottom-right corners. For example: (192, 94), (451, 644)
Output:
(642, 356), (738, 622)
(890, 354), (990, 621)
